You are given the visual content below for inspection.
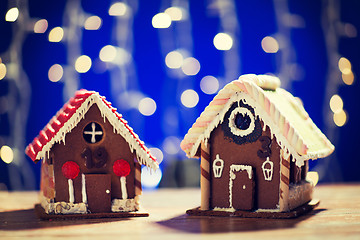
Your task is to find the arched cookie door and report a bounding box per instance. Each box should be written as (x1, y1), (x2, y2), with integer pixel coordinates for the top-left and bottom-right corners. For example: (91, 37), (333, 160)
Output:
(229, 164), (254, 210)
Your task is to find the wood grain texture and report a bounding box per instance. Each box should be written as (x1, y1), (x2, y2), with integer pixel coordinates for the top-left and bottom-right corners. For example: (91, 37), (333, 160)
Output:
(0, 184), (359, 239)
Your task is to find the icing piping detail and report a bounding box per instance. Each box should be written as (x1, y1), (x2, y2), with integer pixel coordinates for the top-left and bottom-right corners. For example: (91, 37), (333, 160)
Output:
(212, 154), (224, 178)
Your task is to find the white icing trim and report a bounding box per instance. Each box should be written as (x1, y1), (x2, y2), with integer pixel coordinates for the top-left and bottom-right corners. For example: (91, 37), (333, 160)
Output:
(261, 157), (274, 181)
(229, 164), (253, 208)
(35, 93), (158, 170)
(213, 207), (236, 212)
(81, 173), (87, 203)
(212, 154), (224, 178)
(228, 106), (255, 137)
(111, 198), (139, 212)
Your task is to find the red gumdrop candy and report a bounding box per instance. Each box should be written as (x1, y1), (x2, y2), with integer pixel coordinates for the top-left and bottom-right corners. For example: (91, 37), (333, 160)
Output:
(62, 161), (80, 179)
(113, 159), (130, 177)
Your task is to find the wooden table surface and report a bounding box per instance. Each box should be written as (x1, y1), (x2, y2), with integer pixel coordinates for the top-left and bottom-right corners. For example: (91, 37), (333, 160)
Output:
(0, 184), (359, 239)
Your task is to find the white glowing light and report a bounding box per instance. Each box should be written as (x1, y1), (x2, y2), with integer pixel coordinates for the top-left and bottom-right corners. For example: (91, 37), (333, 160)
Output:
(333, 109), (347, 127)
(181, 57), (200, 76)
(200, 75), (219, 94)
(99, 45), (117, 62)
(116, 48), (131, 65)
(329, 94), (343, 114)
(0, 63), (6, 80)
(75, 55), (92, 73)
(109, 2), (128, 16)
(48, 27), (64, 42)
(307, 171), (319, 186)
(165, 7), (183, 21)
(213, 33), (233, 51)
(48, 64), (63, 82)
(138, 97), (157, 116)
(165, 51), (183, 69)
(5, 8), (19, 22)
(152, 13), (171, 29)
(149, 148), (164, 164)
(141, 166), (162, 189)
(181, 89), (199, 108)
(0, 145), (14, 164)
(163, 136), (181, 155)
(338, 57), (352, 74)
(84, 16), (102, 30)
(34, 19), (48, 33)
(261, 36), (279, 53)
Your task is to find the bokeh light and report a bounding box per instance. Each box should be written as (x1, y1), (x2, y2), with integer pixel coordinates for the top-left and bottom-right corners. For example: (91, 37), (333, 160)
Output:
(200, 75), (219, 94)
(84, 16), (102, 30)
(99, 45), (117, 62)
(48, 27), (64, 42)
(333, 109), (347, 127)
(149, 147), (164, 164)
(165, 7), (184, 21)
(261, 36), (279, 53)
(213, 33), (233, 51)
(5, 8), (19, 22)
(141, 165), (162, 189)
(138, 97), (157, 116)
(165, 51), (183, 69)
(329, 94), (343, 113)
(34, 19), (48, 33)
(338, 57), (352, 74)
(75, 55), (92, 73)
(163, 136), (181, 155)
(181, 89), (199, 108)
(48, 64), (63, 82)
(109, 2), (128, 16)
(152, 13), (171, 29)
(0, 63), (6, 80)
(181, 57), (200, 76)
(342, 72), (354, 85)
(0, 145), (14, 164)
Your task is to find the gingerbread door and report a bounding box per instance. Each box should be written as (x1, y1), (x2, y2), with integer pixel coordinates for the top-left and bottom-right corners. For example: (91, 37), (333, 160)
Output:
(85, 174), (111, 213)
(229, 164), (254, 210)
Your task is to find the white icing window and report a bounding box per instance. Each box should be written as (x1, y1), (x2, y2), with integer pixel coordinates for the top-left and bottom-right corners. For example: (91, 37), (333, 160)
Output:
(83, 122), (104, 143)
(228, 107), (255, 137)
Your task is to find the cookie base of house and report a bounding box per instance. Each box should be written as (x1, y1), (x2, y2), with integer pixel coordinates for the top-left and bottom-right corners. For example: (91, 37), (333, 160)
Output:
(186, 199), (320, 219)
(34, 204), (149, 220)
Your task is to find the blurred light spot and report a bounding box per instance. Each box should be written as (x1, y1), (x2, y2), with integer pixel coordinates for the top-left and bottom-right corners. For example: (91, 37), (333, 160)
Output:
(75, 55), (92, 73)
(99, 45), (116, 62)
(261, 36), (279, 53)
(338, 57), (351, 74)
(34, 19), (48, 33)
(5, 8), (19, 22)
(138, 97), (157, 116)
(48, 64), (63, 82)
(152, 13), (171, 29)
(329, 94), (343, 114)
(118, 91), (143, 110)
(163, 136), (181, 155)
(181, 89), (199, 108)
(213, 33), (233, 51)
(141, 165), (162, 189)
(165, 7), (183, 21)
(84, 16), (102, 30)
(333, 109), (347, 127)
(181, 57), (200, 76)
(165, 51), (183, 69)
(116, 48), (131, 65)
(342, 72), (354, 85)
(0, 146), (13, 164)
(307, 171), (319, 186)
(149, 147), (164, 164)
(109, 2), (128, 16)
(0, 63), (7, 80)
(48, 27), (64, 42)
(200, 75), (219, 94)
(344, 23), (357, 38)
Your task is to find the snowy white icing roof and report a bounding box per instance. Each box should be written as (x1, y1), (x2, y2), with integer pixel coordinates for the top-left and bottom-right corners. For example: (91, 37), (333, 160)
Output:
(180, 74), (334, 166)
(26, 89), (158, 170)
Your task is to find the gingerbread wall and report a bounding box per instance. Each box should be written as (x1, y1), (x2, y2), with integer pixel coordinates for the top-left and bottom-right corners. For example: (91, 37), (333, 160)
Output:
(209, 122), (281, 210)
(48, 104), (136, 206)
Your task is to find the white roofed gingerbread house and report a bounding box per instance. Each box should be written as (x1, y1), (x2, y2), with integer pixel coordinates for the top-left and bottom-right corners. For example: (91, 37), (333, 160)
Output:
(26, 90), (158, 217)
(181, 74), (334, 217)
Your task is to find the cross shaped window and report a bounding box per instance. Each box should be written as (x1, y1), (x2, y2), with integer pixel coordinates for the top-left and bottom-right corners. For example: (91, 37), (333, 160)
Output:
(83, 122), (103, 144)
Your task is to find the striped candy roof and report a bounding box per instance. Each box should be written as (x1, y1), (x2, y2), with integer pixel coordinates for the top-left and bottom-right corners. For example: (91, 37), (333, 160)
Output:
(180, 74), (334, 166)
(25, 89), (158, 170)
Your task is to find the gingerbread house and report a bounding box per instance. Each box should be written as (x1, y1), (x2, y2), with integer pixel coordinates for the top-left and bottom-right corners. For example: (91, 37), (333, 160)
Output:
(181, 74), (334, 217)
(26, 89), (158, 217)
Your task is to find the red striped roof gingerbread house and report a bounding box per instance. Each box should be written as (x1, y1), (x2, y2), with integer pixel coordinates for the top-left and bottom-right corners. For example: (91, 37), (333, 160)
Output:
(181, 74), (334, 218)
(26, 89), (158, 218)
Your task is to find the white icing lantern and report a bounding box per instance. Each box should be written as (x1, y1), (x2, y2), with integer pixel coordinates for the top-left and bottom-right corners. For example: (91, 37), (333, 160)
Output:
(262, 157), (273, 181)
(213, 154), (224, 178)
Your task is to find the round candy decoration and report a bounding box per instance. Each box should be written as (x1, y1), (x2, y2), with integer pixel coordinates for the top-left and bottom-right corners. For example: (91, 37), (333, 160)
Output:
(62, 161), (80, 179)
(113, 159), (131, 177)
